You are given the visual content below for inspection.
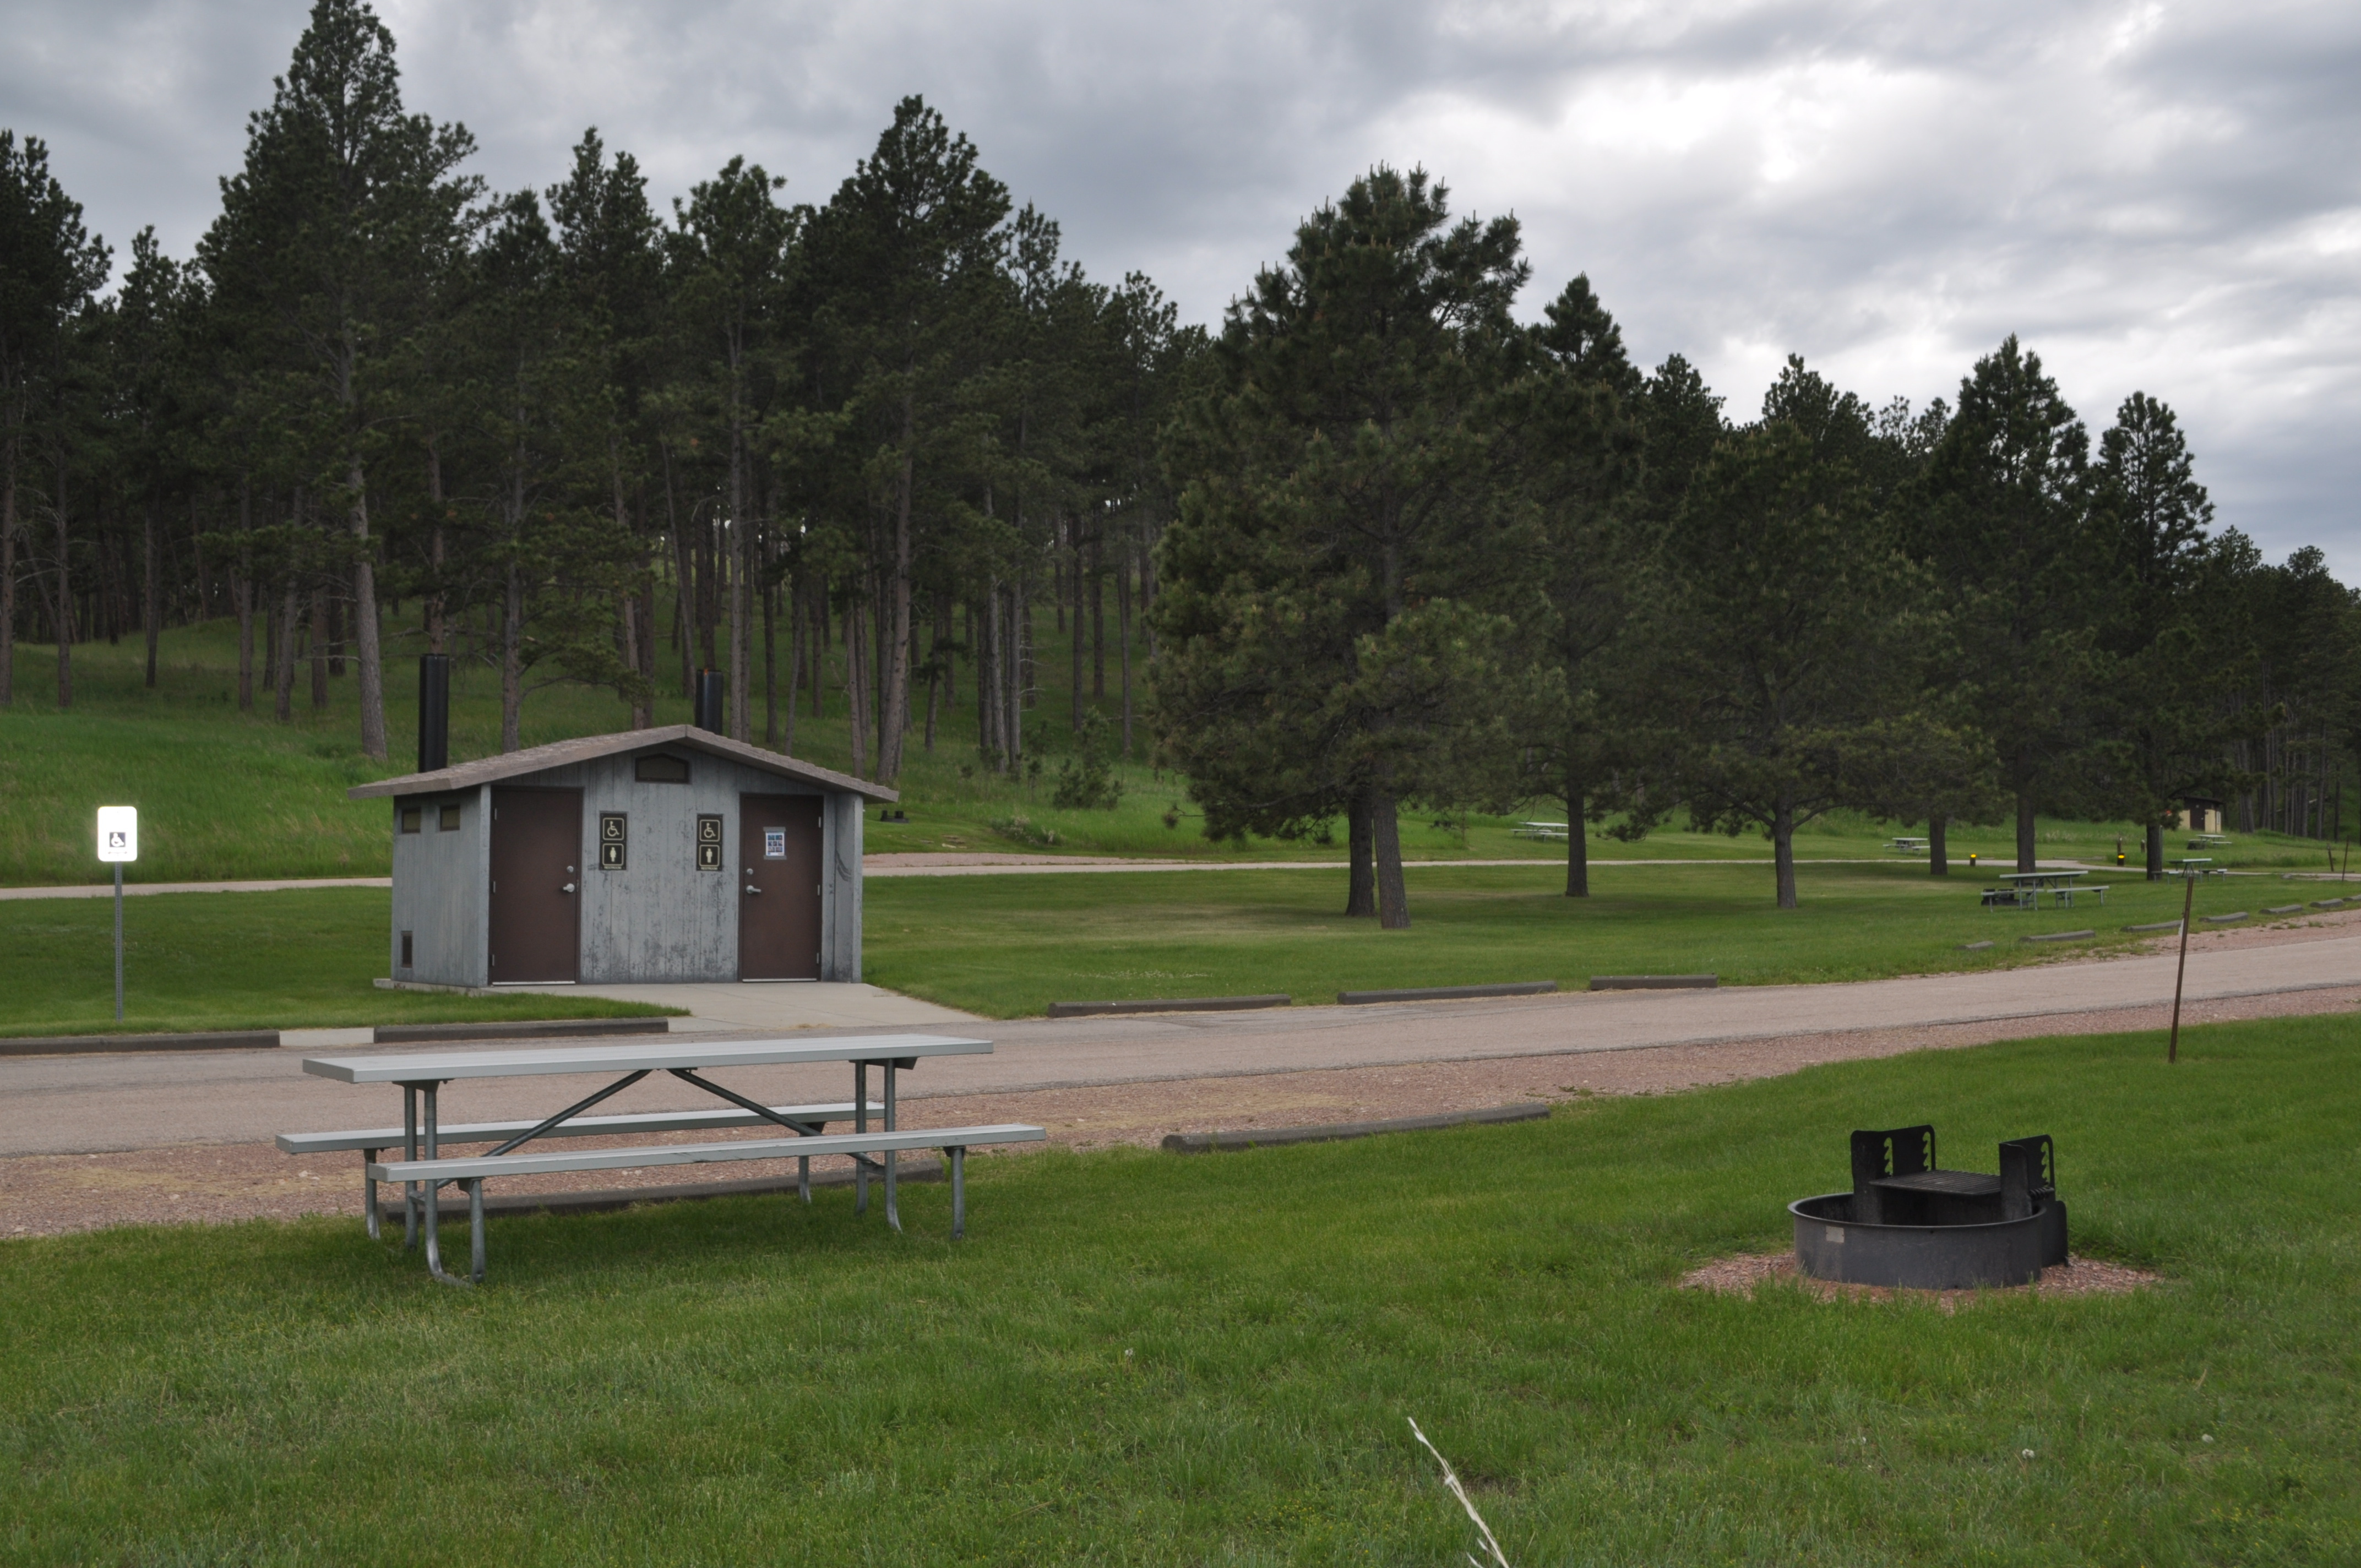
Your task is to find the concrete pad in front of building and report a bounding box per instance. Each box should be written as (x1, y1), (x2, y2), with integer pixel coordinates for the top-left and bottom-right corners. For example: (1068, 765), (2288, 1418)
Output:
(493, 981), (984, 1032)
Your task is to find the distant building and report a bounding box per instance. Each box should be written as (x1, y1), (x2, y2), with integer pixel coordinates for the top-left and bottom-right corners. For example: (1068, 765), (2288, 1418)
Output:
(348, 726), (894, 989)
(2177, 797), (2224, 835)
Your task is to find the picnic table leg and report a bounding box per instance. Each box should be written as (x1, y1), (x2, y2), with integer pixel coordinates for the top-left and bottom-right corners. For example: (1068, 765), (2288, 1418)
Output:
(855, 1062), (869, 1215)
(949, 1146), (966, 1240)
(467, 1178), (486, 1284)
(418, 1082), (472, 1288)
(402, 1087), (419, 1250)
(798, 1155), (810, 1204)
(884, 1063), (900, 1233)
(363, 1147), (380, 1241)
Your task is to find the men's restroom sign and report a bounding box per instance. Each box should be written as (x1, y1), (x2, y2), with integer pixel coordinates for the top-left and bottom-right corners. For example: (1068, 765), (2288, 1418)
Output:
(764, 827), (787, 859)
(695, 814), (723, 871)
(97, 805), (139, 863)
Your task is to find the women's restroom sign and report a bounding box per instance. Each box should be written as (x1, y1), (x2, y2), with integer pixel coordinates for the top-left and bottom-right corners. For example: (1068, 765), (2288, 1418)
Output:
(97, 805), (138, 862)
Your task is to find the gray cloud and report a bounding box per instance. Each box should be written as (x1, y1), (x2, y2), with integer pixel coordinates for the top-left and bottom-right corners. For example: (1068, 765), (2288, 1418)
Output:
(4, 0), (2355, 569)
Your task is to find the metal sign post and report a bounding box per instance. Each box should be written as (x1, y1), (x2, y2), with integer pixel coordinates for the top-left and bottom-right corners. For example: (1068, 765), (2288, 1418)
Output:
(97, 806), (138, 1022)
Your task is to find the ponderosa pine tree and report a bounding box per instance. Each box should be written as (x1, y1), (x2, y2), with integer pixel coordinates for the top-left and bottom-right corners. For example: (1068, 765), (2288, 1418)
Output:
(1499, 274), (1650, 896)
(1917, 337), (2099, 872)
(1154, 166), (1534, 928)
(2086, 393), (2251, 876)
(200, 0), (477, 759)
(1666, 406), (1931, 909)
(803, 99), (1011, 783)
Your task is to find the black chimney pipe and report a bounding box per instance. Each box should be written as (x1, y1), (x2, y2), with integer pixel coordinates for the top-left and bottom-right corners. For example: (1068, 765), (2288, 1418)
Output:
(417, 654), (451, 772)
(695, 669), (725, 734)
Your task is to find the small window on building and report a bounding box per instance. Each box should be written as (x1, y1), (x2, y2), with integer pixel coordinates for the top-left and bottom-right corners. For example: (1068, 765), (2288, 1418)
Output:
(399, 807), (422, 834)
(439, 803), (463, 831)
(399, 930), (415, 968)
(635, 754), (690, 783)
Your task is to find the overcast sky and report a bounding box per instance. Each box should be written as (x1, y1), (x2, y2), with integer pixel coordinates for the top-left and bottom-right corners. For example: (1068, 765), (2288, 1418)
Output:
(6, 0), (2357, 573)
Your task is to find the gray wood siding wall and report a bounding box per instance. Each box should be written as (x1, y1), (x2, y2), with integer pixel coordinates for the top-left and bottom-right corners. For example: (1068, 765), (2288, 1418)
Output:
(823, 791), (863, 982)
(389, 789), (488, 988)
(385, 749), (868, 986)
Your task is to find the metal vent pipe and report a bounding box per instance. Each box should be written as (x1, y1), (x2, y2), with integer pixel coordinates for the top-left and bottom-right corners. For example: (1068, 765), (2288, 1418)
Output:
(417, 654), (451, 772)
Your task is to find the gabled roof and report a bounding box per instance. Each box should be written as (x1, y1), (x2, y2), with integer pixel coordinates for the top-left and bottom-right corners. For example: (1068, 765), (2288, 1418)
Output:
(346, 724), (899, 803)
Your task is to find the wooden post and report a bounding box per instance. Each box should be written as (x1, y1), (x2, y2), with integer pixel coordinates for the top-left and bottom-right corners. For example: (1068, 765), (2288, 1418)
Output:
(2167, 874), (2196, 1065)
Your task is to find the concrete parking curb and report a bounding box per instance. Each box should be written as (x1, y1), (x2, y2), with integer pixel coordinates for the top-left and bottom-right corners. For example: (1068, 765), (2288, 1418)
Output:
(1337, 982), (1558, 1005)
(371, 1018), (671, 1044)
(1047, 994), (1291, 1019)
(1162, 1101), (1550, 1153)
(2020, 930), (2096, 944)
(0, 1029), (280, 1057)
(1590, 974), (1719, 991)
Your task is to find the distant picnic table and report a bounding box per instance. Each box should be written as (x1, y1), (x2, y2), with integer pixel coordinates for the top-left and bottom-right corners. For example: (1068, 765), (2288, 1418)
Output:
(2167, 857), (2228, 878)
(1886, 837), (1929, 854)
(1983, 868), (2108, 910)
(1511, 821), (1570, 841)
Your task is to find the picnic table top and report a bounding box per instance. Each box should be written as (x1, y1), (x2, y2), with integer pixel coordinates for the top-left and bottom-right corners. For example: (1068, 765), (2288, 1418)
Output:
(2172, 857), (2215, 866)
(302, 1033), (993, 1085)
(1997, 868), (2086, 883)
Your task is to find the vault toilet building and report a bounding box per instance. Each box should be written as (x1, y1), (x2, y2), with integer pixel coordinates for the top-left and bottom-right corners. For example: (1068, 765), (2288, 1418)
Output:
(351, 718), (895, 989)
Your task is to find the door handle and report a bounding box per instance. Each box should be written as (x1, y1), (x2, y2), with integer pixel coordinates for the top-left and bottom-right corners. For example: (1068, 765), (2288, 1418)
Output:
(561, 883), (576, 894)
(745, 884), (761, 895)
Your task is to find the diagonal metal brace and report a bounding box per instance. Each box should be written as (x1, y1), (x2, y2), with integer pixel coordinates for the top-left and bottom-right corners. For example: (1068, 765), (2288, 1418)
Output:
(667, 1068), (885, 1173)
(483, 1070), (652, 1157)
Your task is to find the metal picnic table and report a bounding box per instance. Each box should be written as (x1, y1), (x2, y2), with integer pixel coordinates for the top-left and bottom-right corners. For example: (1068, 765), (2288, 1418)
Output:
(1985, 868), (2103, 909)
(301, 1033), (1000, 1281)
(2166, 857), (2228, 878)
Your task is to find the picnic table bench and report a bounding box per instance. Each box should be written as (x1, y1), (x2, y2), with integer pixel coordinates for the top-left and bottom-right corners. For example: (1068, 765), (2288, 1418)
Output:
(289, 1035), (1043, 1286)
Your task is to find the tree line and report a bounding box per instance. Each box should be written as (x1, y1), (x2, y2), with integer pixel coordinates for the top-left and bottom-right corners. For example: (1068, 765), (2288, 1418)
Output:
(0, 0), (1193, 779)
(1149, 168), (2361, 919)
(6, 5), (2355, 918)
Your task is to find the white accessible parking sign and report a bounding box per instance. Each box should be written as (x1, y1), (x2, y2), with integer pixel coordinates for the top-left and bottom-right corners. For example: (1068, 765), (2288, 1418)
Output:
(98, 804), (139, 862)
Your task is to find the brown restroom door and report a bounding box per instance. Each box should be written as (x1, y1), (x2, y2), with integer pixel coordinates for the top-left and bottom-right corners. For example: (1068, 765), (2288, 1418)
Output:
(488, 786), (583, 982)
(740, 793), (824, 980)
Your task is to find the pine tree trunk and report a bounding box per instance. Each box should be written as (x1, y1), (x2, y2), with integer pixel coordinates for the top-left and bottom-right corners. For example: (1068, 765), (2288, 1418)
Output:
(2146, 820), (2164, 881)
(1091, 533), (1105, 699)
(1117, 547), (1133, 757)
(143, 505), (159, 689)
(879, 420), (916, 782)
(233, 482), (254, 712)
(309, 580), (330, 710)
(1564, 785), (1588, 897)
(2015, 790), (2037, 873)
(1929, 814), (1949, 875)
(1346, 786), (1377, 917)
(1070, 522), (1085, 736)
(783, 585), (801, 756)
(347, 455), (387, 759)
(53, 453), (72, 710)
(2, 448), (18, 707)
(763, 568), (777, 748)
(1774, 800), (1798, 910)
(273, 577), (299, 722)
(501, 559), (523, 753)
(1373, 788), (1410, 929)
(859, 595), (878, 779)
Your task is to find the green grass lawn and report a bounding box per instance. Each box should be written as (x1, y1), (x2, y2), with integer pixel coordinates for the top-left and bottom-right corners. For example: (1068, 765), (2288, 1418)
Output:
(5, 1012), (2355, 1564)
(866, 859), (2259, 1017)
(6, 616), (2345, 886)
(0, 889), (672, 1037)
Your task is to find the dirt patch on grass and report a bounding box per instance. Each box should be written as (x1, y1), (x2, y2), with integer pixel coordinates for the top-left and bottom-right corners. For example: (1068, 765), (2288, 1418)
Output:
(1681, 1251), (2161, 1309)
